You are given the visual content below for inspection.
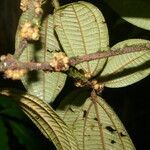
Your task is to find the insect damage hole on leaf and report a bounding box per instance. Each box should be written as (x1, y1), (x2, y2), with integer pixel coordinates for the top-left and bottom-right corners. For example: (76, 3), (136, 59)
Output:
(105, 126), (117, 133)
(111, 140), (116, 144)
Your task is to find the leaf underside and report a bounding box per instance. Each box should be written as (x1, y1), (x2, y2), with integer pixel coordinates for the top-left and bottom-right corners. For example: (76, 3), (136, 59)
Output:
(0, 89), (78, 150)
(16, 12), (66, 103)
(100, 39), (150, 87)
(105, 0), (150, 30)
(57, 89), (135, 150)
(54, 1), (109, 76)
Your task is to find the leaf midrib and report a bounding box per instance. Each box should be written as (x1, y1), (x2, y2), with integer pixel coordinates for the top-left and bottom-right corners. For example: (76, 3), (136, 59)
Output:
(103, 51), (149, 76)
(71, 4), (91, 73)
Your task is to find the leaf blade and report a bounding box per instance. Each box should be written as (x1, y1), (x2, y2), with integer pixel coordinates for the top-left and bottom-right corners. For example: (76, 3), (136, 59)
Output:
(105, 0), (150, 30)
(0, 89), (78, 150)
(57, 90), (135, 150)
(54, 1), (109, 76)
(16, 13), (66, 103)
(0, 118), (9, 150)
(100, 39), (150, 87)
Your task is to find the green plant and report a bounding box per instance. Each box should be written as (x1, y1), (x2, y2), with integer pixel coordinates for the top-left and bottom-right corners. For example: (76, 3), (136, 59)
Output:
(0, 0), (150, 149)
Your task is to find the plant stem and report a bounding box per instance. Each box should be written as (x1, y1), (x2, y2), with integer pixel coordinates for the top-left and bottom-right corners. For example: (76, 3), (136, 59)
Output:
(70, 43), (150, 66)
(0, 43), (150, 72)
(14, 40), (28, 59)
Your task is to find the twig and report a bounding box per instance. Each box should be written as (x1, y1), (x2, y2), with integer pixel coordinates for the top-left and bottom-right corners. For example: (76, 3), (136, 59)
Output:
(14, 40), (28, 59)
(15, 0), (46, 59)
(0, 54), (53, 72)
(70, 43), (150, 66)
(0, 43), (150, 73)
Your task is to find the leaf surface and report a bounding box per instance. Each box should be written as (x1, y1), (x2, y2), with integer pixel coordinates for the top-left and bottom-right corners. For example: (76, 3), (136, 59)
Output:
(105, 0), (150, 30)
(57, 89), (135, 150)
(100, 39), (150, 87)
(0, 89), (78, 150)
(0, 118), (9, 150)
(54, 1), (109, 76)
(16, 12), (66, 103)
(9, 120), (45, 150)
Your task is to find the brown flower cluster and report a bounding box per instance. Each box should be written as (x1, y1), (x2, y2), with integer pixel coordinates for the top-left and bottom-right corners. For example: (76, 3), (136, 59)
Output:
(20, 22), (40, 41)
(91, 80), (104, 92)
(84, 72), (92, 79)
(20, 0), (29, 11)
(50, 52), (69, 71)
(33, 1), (43, 15)
(4, 69), (27, 80)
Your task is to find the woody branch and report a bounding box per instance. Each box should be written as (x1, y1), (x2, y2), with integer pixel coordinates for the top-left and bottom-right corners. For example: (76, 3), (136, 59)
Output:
(0, 43), (150, 73)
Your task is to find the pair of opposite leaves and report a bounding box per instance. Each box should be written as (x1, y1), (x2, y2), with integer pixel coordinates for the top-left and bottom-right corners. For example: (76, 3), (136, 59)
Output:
(16, 1), (150, 103)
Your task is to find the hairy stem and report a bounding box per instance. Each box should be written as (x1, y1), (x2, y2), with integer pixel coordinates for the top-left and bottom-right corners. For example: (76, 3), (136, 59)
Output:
(70, 43), (150, 66)
(14, 40), (28, 59)
(0, 43), (150, 72)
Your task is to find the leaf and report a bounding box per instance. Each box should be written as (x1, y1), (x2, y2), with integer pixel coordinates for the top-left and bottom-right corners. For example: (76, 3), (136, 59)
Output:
(57, 89), (135, 150)
(16, 13), (66, 103)
(0, 117), (9, 150)
(0, 89), (78, 150)
(9, 120), (45, 150)
(0, 96), (53, 150)
(0, 95), (28, 121)
(105, 0), (150, 30)
(100, 39), (150, 87)
(54, 1), (109, 76)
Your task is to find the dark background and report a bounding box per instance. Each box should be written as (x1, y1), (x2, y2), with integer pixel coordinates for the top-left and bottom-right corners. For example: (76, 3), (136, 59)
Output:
(0, 0), (150, 149)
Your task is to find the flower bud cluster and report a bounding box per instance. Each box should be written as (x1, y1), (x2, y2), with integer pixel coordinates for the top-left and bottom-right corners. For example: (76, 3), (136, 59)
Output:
(0, 55), (6, 62)
(20, 0), (29, 11)
(91, 80), (104, 91)
(74, 80), (84, 87)
(33, 1), (43, 15)
(20, 22), (40, 41)
(84, 72), (92, 79)
(50, 52), (69, 71)
(4, 69), (27, 80)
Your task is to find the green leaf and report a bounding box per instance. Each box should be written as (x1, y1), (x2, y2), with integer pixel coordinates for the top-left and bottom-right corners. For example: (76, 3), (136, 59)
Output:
(57, 90), (135, 150)
(0, 95), (17, 108)
(105, 0), (150, 30)
(0, 117), (9, 150)
(0, 95), (28, 121)
(0, 96), (54, 150)
(0, 89), (78, 150)
(16, 13), (66, 103)
(9, 120), (45, 150)
(54, 1), (109, 77)
(100, 39), (150, 87)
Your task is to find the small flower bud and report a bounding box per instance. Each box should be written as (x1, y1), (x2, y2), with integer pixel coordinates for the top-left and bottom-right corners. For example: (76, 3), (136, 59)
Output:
(75, 81), (84, 87)
(0, 55), (6, 61)
(4, 69), (27, 80)
(20, 22), (40, 41)
(33, 1), (43, 16)
(33, 1), (41, 8)
(20, 0), (29, 11)
(32, 28), (40, 40)
(84, 72), (92, 79)
(91, 79), (104, 92)
(91, 80), (98, 85)
(35, 7), (43, 15)
(93, 84), (101, 90)
(4, 69), (14, 79)
(50, 52), (69, 71)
